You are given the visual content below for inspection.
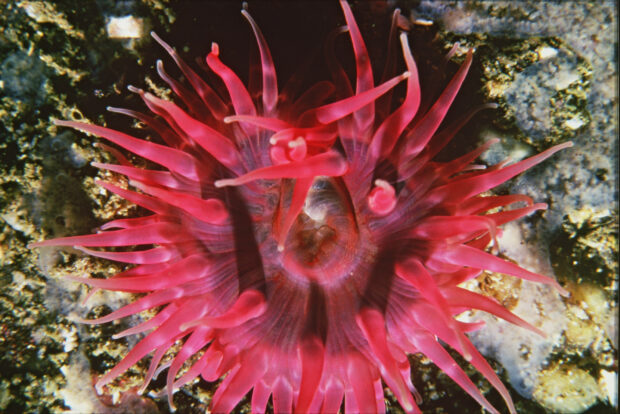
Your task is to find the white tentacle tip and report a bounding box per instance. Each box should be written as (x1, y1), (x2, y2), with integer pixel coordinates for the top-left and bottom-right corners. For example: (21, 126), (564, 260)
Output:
(211, 42), (220, 55)
(214, 179), (230, 188)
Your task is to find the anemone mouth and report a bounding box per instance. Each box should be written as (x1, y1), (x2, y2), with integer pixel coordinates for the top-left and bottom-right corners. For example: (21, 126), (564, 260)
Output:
(279, 176), (369, 284)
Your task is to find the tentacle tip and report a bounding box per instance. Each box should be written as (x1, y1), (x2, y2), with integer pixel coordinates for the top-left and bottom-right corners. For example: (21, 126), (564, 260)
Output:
(211, 42), (220, 56)
(413, 389), (423, 404)
(277, 244), (284, 252)
(557, 284), (571, 298)
(488, 138), (500, 145)
(535, 328), (548, 339)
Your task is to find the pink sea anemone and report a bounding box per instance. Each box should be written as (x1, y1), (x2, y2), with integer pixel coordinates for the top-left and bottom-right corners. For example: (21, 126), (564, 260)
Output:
(31, 1), (571, 413)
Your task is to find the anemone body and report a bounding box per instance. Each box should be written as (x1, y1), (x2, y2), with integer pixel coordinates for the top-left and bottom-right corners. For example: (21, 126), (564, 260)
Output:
(32, 1), (571, 413)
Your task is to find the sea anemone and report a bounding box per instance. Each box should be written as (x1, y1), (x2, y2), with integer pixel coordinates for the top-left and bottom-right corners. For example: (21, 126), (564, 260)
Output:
(31, 1), (571, 413)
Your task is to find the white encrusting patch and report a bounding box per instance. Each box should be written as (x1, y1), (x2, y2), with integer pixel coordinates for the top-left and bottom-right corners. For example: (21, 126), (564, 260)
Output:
(106, 16), (143, 39)
(537, 46), (558, 60)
